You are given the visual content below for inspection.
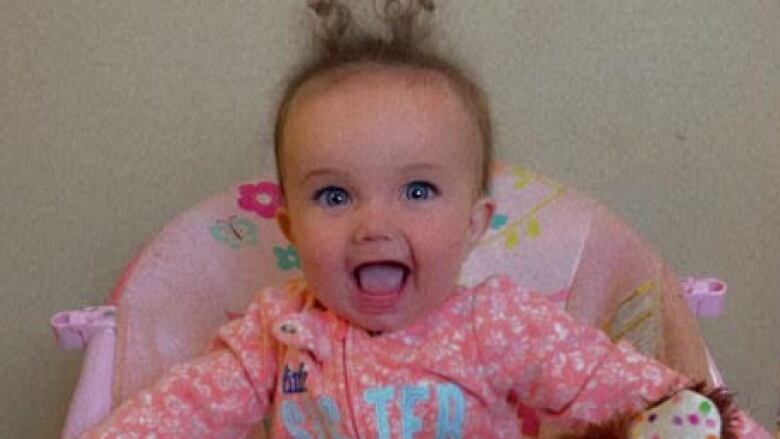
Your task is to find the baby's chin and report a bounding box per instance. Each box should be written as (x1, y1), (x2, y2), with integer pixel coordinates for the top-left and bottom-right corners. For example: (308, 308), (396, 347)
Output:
(341, 304), (439, 334)
(343, 311), (411, 334)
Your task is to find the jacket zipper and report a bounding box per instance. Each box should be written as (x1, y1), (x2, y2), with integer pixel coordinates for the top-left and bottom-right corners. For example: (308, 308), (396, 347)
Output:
(342, 328), (362, 439)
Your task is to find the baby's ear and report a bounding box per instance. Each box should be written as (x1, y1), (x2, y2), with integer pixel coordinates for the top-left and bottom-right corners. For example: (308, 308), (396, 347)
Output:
(466, 195), (495, 250)
(276, 205), (295, 244)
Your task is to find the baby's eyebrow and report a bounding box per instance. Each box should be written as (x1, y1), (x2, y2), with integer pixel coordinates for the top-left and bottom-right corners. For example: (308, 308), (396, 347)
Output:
(398, 163), (450, 181)
(399, 162), (445, 174)
(300, 167), (344, 183)
(298, 162), (445, 185)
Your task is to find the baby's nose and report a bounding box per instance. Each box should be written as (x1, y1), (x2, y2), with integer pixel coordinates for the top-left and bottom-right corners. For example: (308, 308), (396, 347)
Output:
(353, 204), (396, 242)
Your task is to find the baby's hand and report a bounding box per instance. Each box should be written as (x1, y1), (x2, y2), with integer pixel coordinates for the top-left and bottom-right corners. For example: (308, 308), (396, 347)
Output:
(558, 383), (738, 439)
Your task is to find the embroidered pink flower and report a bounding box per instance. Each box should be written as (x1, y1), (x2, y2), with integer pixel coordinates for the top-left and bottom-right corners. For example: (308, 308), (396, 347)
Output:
(237, 181), (282, 219)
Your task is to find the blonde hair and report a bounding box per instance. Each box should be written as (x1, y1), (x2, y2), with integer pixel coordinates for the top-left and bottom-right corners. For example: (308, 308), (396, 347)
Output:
(274, 0), (493, 194)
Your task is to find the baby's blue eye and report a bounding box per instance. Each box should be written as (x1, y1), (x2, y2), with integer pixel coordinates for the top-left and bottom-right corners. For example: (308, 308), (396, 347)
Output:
(314, 186), (350, 207)
(404, 181), (438, 201)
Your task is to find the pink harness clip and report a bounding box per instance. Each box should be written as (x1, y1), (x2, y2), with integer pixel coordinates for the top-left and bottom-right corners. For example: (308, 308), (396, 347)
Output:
(51, 306), (117, 351)
(680, 277), (726, 318)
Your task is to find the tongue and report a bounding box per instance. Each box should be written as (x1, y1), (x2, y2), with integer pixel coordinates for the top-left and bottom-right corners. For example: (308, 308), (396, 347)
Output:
(357, 264), (406, 295)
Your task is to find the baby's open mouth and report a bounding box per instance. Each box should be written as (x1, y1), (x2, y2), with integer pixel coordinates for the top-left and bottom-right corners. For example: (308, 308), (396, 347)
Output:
(353, 262), (409, 295)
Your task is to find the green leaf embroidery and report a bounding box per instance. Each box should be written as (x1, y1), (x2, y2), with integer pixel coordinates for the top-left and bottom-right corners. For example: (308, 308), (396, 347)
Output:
(525, 216), (541, 239)
(505, 228), (519, 249)
(513, 167), (533, 190)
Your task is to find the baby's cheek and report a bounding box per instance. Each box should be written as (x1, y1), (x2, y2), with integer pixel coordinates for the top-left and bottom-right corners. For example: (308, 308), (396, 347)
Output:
(418, 231), (464, 267)
(296, 242), (340, 284)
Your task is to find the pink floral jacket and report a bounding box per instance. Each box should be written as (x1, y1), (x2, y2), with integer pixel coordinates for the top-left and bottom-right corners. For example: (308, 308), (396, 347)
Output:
(81, 275), (690, 438)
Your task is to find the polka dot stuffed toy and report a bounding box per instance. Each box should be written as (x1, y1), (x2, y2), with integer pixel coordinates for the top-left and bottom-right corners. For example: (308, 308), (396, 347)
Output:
(629, 390), (723, 439)
(560, 383), (738, 439)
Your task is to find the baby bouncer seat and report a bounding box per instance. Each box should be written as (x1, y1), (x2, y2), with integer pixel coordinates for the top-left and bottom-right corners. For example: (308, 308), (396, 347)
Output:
(52, 163), (770, 438)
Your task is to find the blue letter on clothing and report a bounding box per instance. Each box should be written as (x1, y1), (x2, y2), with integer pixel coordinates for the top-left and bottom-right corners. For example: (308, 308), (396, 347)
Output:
(316, 396), (344, 439)
(402, 384), (430, 439)
(282, 400), (313, 439)
(363, 386), (395, 439)
(435, 383), (464, 438)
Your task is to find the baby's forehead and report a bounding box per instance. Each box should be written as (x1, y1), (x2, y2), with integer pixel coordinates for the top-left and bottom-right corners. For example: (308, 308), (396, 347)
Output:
(288, 73), (478, 150)
(279, 63), (487, 193)
(292, 63), (465, 110)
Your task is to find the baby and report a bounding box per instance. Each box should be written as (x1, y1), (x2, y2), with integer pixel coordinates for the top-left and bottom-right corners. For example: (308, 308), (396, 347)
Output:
(81, 1), (737, 438)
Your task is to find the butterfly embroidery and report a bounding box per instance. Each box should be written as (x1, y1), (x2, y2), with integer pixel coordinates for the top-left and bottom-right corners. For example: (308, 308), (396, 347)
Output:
(210, 215), (258, 249)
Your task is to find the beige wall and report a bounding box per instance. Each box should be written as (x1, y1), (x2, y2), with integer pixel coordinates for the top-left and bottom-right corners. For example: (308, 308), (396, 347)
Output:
(1, 1), (777, 436)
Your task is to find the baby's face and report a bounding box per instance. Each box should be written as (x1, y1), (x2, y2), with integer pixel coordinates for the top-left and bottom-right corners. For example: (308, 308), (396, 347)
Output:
(276, 67), (494, 331)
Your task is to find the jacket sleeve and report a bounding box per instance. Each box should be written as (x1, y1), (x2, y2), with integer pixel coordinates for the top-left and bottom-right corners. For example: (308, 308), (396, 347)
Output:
(473, 275), (690, 427)
(79, 291), (282, 439)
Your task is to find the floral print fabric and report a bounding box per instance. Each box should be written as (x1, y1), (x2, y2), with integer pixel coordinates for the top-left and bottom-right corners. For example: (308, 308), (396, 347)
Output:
(82, 275), (690, 438)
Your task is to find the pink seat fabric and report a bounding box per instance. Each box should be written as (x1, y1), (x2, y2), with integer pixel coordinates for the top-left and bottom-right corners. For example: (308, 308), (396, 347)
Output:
(53, 164), (771, 438)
